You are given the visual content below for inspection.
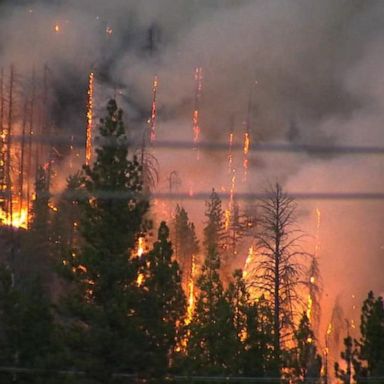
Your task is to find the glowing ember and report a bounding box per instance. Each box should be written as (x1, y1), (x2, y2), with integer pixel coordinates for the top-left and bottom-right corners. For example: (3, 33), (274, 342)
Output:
(227, 131), (234, 174)
(148, 75), (158, 142)
(192, 67), (203, 158)
(186, 254), (196, 324)
(242, 131), (250, 182)
(137, 236), (145, 257)
(306, 294), (313, 320)
(85, 72), (94, 166)
(137, 273), (144, 287)
(54, 24), (60, 33)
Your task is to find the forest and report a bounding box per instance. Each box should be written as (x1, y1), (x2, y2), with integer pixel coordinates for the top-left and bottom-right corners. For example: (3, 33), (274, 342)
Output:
(0, 98), (382, 384)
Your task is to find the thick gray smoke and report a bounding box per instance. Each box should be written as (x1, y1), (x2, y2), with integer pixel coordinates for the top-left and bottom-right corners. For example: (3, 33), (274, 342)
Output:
(1, 0), (383, 347)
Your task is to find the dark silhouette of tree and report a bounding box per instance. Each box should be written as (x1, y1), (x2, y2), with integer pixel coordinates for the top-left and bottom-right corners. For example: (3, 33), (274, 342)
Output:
(186, 245), (239, 375)
(334, 335), (359, 384)
(203, 189), (226, 253)
(355, 291), (384, 380)
(291, 312), (322, 382)
(140, 221), (186, 377)
(60, 99), (149, 383)
(0, 264), (57, 383)
(173, 205), (199, 288)
(252, 183), (308, 372)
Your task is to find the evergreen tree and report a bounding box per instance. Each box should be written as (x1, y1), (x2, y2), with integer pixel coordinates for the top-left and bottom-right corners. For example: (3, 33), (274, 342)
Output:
(173, 205), (199, 287)
(19, 166), (54, 294)
(140, 221), (186, 377)
(60, 99), (149, 382)
(334, 336), (358, 384)
(0, 264), (57, 383)
(243, 295), (276, 377)
(291, 312), (322, 382)
(186, 245), (239, 375)
(355, 291), (384, 379)
(203, 189), (226, 253)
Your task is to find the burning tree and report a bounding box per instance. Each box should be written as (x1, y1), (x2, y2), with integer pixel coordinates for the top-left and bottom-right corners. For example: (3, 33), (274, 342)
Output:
(60, 99), (149, 382)
(252, 183), (308, 372)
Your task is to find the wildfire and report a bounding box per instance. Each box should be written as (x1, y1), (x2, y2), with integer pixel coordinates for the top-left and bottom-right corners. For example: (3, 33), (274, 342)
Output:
(192, 67), (203, 158)
(85, 72), (94, 166)
(148, 75), (158, 142)
(225, 169), (236, 231)
(227, 131), (234, 174)
(137, 236), (145, 257)
(242, 131), (250, 182)
(306, 293), (313, 320)
(186, 254), (196, 325)
(0, 206), (28, 229)
(314, 208), (321, 256)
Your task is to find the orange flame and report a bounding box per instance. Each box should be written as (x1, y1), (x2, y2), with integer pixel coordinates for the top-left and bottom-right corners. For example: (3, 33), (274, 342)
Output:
(192, 67), (203, 158)
(186, 254), (196, 325)
(0, 206), (28, 229)
(243, 132), (250, 182)
(148, 75), (158, 142)
(85, 72), (94, 166)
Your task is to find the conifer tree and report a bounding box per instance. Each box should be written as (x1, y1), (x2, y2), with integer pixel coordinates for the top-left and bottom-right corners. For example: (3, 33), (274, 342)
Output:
(355, 291), (384, 379)
(140, 221), (186, 377)
(203, 189), (226, 253)
(291, 312), (322, 382)
(60, 99), (149, 382)
(186, 246), (239, 375)
(253, 183), (307, 372)
(0, 264), (57, 383)
(243, 295), (276, 376)
(173, 205), (199, 287)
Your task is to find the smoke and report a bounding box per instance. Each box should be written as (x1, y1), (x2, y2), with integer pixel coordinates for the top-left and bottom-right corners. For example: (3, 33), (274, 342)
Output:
(1, 0), (384, 346)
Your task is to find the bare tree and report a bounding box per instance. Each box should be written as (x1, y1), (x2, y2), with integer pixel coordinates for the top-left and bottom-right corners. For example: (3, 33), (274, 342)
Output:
(252, 183), (308, 368)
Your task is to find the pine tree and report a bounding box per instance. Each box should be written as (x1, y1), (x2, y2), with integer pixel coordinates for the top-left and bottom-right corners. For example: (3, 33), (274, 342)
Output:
(243, 295), (276, 377)
(291, 312), (322, 382)
(19, 166), (54, 294)
(334, 336), (358, 384)
(253, 183), (307, 371)
(173, 205), (199, 287)
(186, 245), (239, 375)
(0, 264), (57, 383)
(356, 291), (384, 378)
(203, 189), (226, 253)
(140, 221), (186, 377)
(60, 99), (149, 382)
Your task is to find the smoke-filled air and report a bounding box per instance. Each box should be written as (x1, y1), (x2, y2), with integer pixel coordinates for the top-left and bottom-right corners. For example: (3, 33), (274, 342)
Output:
(0, 0), (383, 383)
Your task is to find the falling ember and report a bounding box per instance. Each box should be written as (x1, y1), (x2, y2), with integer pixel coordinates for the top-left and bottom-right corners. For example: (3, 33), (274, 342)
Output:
(242, 131), (250, 182)
(243, 246), (255, 280)
(54, 24), (60, 33)
(137, 236), (145, 257)
(137, 273), (144, 287)
(314, 208), (321, 256)
(306, 294), (313, 320)
(148, 75), (158, 142)
(227, 131), (234, 174)
(85, 72), (94, 166)
(186, 254), (196, 325)
(225, 169), (236, 231)
(192, 67), (203, 158)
